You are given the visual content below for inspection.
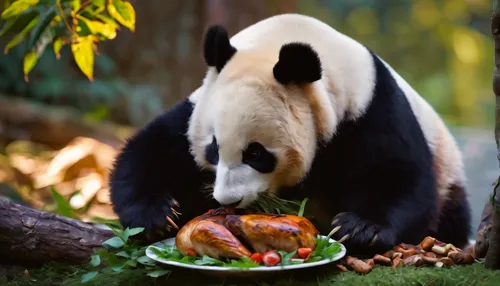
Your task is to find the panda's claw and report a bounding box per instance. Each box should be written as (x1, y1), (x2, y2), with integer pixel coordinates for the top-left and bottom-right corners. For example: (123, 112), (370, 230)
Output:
(328, 225), (342, 237)
(166, 215), (179, 230)
(337, 234), (350, 244)
(330, 212), (386, 252)
(369, 234), (378, 247)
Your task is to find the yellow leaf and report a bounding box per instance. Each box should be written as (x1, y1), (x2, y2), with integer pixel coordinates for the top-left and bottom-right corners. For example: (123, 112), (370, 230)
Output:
(23, 50), (37, 82)
(71, 36), (95, 81)
(53, 37), (63, 59)
(107, 0), (135, 32)
(1, 0), (39, 19)
(77, 15), (117, 39)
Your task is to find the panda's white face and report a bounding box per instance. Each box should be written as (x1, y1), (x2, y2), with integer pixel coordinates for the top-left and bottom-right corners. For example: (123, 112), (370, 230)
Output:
(187, 54), (318, 208)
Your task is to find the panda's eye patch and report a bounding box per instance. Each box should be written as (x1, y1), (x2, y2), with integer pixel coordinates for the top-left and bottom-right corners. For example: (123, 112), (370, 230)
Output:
(205, 136), (219, 165)
(242, 142), (276, 173)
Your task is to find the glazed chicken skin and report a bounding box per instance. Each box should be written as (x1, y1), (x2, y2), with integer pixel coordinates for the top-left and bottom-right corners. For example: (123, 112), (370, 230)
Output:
(224, 214), (320, 254)
(190, 220), (252, 259)
(175, 210), (226, 256)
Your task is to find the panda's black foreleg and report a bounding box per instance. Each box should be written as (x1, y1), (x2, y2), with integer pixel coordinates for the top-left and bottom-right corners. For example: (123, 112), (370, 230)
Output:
(327, 173), (438, 256)
(329, 212), (397, 256)
(109, 98), (218, 244)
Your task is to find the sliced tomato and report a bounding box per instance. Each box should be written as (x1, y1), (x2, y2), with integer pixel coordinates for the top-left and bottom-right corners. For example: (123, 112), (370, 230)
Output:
(262, 251), (281, 266)
(298, 248), (312, 260)
(250, 253), (263, 264)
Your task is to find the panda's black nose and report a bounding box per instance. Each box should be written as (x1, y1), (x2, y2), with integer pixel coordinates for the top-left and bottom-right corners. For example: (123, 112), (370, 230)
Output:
(220, 198), (243, 208)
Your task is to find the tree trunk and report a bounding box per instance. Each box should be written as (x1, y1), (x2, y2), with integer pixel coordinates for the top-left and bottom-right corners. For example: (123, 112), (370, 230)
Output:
(485, 0), (500, 270)
(0, 198), (114, 267)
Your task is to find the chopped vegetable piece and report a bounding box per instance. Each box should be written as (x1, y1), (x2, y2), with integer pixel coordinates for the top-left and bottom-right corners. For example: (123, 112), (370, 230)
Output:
(250, 253), (263, 264)
(298, 248), (312, 259)
(262, 251), (281, 266)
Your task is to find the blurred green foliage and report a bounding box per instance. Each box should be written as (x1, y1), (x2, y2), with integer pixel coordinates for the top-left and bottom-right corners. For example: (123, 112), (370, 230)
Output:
(1, 0), (135, 81)
(0, 0), (495, 129)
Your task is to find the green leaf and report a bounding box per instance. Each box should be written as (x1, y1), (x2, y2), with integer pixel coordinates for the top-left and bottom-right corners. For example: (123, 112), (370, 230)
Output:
(70, 0), (81, 12)
(0, 19), (17, 37)
(23, 50), (37, 81)
(278, 250), (297, 266)
(3, 15), (38, 54)
(125, 259), (137, 267)
(26, 6), (57, 53)
(110, 265), (124, 272)
(115, 251), (130, 258)
(1, 0), (39, 19)
(127, 227), (145, 237)
(297, 197), (309, 217)
(137, 255), (156, 266)
(90, 254), (101, 267)
(80, 271), (98, 283)
(53, 37), (63, 59)
(76, 17), (94, 36)
(147, 269), (171, 278)
(193, 255), (224, 266)
(107, 0), (135, 31)
(92, 0), (106, 6)
(71, 35), (95, 81)
(49, 187), (76, 218)
(102, 236), (125, 248)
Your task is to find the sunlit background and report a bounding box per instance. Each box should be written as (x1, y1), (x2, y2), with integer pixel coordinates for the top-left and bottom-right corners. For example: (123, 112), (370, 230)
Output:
(0, 0), (497, 235)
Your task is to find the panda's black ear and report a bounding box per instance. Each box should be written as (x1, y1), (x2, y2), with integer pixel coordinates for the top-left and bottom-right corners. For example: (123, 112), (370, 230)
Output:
(273, 42), (322, 85)
(203, 25), (237, 73)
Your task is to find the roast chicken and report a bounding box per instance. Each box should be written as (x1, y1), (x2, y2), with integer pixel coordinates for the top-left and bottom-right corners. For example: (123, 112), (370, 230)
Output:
(175, 210), (319, 259)
(224, 214), (319, 254)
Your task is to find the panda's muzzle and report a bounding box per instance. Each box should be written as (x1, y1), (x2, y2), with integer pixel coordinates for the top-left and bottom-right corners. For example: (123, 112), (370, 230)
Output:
(219, 197), (243, 208)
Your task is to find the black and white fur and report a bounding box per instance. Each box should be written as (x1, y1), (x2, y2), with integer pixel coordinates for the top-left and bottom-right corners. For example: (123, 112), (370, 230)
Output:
(109, 14), (471, 254)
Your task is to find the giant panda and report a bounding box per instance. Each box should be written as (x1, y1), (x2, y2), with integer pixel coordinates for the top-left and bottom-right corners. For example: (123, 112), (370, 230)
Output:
(109, 14), (471, 255)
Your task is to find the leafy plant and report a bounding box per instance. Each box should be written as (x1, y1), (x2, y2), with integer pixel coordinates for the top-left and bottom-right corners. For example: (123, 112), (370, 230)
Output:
(80, 226), (171, 283)
(0, 0), (136, 81)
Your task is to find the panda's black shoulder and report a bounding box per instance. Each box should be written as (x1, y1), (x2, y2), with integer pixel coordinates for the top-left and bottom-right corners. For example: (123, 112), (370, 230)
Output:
(109, 98), (198, 212)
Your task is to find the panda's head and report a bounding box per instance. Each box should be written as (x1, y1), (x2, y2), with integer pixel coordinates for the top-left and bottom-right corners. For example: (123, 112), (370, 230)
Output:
(187, 25), (337, 208)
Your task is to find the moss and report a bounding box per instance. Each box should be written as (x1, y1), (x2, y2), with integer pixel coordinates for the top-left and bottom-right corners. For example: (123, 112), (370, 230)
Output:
(2, 262), (500, 286)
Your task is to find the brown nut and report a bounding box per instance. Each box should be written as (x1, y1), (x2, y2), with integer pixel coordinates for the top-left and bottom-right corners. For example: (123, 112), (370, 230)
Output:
(419, 236), (436, 251)
(382, 250), (394, 258)
(438, 257), (455, 267)
(392, 256), (402, 268)
(364, 259), (375, 267)
(421, 255), (439, 265)
(373, 254), (392, 265)
(403, 255), (423, 266)
(448, 251), (474, 265)
(336, 264), (348, 272)
(392, 252), (403, 259)
(425, 252), (437, 258)
(432, 245), (449, 256)
(346, 256), (372, 274)
(402, 248), (417, 258)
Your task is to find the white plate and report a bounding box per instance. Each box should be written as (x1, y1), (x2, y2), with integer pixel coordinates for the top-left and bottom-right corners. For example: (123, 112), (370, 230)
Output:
(145, 235), (346, 277)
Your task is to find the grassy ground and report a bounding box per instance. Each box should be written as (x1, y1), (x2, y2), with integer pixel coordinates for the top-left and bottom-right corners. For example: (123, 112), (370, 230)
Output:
(2, 262), (500, 286)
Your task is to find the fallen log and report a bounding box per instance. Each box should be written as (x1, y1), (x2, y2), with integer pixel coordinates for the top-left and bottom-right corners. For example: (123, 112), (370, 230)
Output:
(0, 197), (114, 267)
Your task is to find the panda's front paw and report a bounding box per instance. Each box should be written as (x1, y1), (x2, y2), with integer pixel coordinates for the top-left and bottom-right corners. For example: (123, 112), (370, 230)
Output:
(330, 212), (396, 255)
(119, 198), (182, 244)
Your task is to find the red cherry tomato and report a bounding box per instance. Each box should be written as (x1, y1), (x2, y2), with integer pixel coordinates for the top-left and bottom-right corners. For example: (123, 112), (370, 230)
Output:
(298, 248), (312, 259)
(262, 251), (281, 266)
(250, 253), (263, 264)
